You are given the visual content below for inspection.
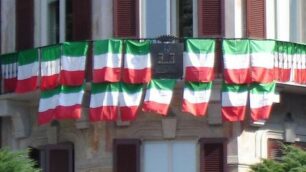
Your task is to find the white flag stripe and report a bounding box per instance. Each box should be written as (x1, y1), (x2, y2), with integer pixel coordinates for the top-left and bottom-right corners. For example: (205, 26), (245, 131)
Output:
(223, 54), (250, 69)
(2, 63), (17, 79)
(90, 91), (119, 108)
(94, 53), (122, 69)
(41, 60), (60, 76)
(183, 52), (215, 67)
(39, 94), (59, 112)
(222, 91), (248, 107)
(17, 62), (39, 80)
(183, 88), (211, 103)
(119, 91), (142, 106)
(124, 54), (151, 70)
(250, 93), (274, 108)
(144, 88), (173, 104)
(251, 53), (274, 68)
(58, 91), (84, 106)
(61, 55), (86, 71)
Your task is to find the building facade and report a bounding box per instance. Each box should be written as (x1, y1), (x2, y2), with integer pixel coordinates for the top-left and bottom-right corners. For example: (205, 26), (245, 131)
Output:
(1, 0), (306, 172)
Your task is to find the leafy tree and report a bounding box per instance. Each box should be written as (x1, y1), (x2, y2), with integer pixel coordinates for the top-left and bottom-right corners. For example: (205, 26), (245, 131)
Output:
(251, 145), (306, 172)
(0, 148), (41, 172)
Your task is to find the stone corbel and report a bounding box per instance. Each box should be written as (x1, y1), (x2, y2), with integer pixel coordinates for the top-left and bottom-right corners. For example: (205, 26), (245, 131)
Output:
(162, 117), (177, 139)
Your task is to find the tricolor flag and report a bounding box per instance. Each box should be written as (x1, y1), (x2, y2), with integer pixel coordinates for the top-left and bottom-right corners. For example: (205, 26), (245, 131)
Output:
(119, 83), (143, 121)
(123, 40), (151, 83)
(56, 84), (85, 120)
(184, 39), (215, 82)
(294, 44), (306, 84)
(182, 82), (212, 116)
(61, 42), (88, 86)
(1, 53), (18, 92)
(90, 82), (120, 121)
(93, 39), (123, 83)
(41, 45), (61, 90)
(275, 42), (292, 82)
(223, 39), (251, 84)
(221, 83), (248, 122)
(250, 82), (275, 121)
(250, 40), (276, 83)
(142, 79), (176, 115)
(16, 49), (39, 93)
(38, 86), (60, 125)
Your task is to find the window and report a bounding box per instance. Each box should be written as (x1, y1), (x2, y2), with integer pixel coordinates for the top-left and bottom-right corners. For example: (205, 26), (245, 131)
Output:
(48, 0), (60, 44)
(179, 0), (193, 37)
(246, 0), (266, 38)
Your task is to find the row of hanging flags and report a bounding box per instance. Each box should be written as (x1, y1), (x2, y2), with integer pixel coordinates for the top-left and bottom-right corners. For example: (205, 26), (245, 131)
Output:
(1, 39), (306, 125)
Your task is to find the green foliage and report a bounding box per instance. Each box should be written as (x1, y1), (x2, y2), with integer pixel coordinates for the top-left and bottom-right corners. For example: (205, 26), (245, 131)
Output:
(0, 148), (41, 172)
(251, 145), (306, 172)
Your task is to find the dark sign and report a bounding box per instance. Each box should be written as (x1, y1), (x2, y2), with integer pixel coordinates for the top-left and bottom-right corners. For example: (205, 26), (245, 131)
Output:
(151, 43), (183, 79)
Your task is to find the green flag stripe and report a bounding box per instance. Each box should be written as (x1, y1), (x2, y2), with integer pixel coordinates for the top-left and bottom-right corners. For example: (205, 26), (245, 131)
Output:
(221, 83), (248, 92)
(147, 79), (176, 91)
(63, 42), (88, 56)
(185, 82), (212, 91)
(223, 39), (250, 55)
(41, 86), (61, 98)
(94, 39), (122, 54)
(185, 39), (215, 53)
(125, 40), (150, 55)
(41, 45), (61, 62)
(120, 83), (143, 94)
(1, 53), (18, 64)
(60, 84), (85, 94)
(250, 83), (276, 94)
(250, 40), (276, 53)
(18, 49), (39, 65)
(91, 82), (120, 94)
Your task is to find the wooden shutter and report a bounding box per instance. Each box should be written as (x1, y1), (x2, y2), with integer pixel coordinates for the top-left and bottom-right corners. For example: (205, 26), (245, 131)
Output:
(198, 0), (224, 37)
(246, 0), (266, 38)
(113, 139), (140, 172)
(113, 0), (139, 38)
(16, 0), (34, 51)
(267, 139), (283, 160)
(200, 138), (226, 172)
(71, 0), (92, 41)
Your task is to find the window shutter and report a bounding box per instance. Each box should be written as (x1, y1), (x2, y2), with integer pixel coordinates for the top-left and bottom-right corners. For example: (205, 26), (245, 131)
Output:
(267, 139), (283, 160)
(113, 0), (139, 38)
(16, 0), (34, 51)
(113, 139), (140, 172)
(200, 139), (226, 172)
(71, 0), (92, 41)
(246, 0), (266, 38)
(198, 0), (223, 37)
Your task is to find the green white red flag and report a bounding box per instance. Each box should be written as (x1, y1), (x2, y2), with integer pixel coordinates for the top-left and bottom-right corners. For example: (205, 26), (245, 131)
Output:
(250, 82), (275, 121)
(223, 39), (251, 84)
(61, 42), (88, 86)
(123, 40), (151, 83)
(119, 83), (143, 121)
(40, 45), (61, 90)
(221, 83), (248, 121)
(16, 49), (39, 93)
(1, 53), (18, 92)
(93, 39), (123, 83)
(89, 82), (120, 121)
(293, 44), (306, 84)
(181, 82), (212, 116)
(142, 79), (176, 115)
(184, 39), (215, 82)
(275, 42), (292, 82)
(38, 86), (60, 125)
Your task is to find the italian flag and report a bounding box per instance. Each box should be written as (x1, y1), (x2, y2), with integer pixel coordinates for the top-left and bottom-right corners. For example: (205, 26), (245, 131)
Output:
(90, 82), (120, 121)
(119, 83), (143, 121)
(142, 79), (176, 115)
(40, 45), (61, 90)
(61, 42), (88, 86)
(1, 53), (18, 92)
(250, 40), (276, 83)
(223, 39), (251, 84)
(38, 86), (60, 125)
(184, 39), (215, 82)
(294, 44), (306, 84)
(123, 40), (151, 83)
(221, 83), (248, 122)
(16, 49), (39, 93)
(56, 84), (85, 120)
(181, 82), (212, 116)
(250, 82), (275, 121)
(275, 42), (292, 82)
(93, 39), (123, 83)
